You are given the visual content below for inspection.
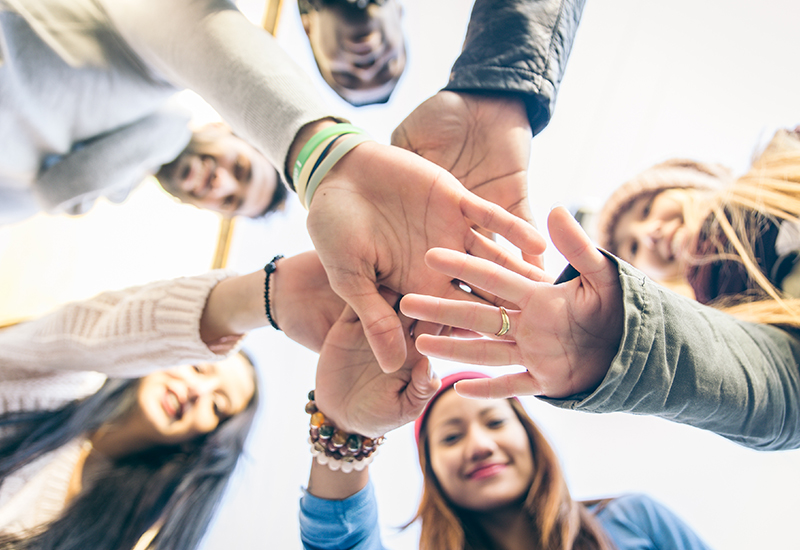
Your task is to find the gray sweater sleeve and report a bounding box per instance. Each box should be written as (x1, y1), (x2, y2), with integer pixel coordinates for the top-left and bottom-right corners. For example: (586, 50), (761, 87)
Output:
(540, 259), (800, 451)
(33, 106), (191, 214)
(444, 0), (585, 135)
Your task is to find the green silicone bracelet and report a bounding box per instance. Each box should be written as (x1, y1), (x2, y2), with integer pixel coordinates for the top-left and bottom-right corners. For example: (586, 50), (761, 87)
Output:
(292, 123), (367, 184)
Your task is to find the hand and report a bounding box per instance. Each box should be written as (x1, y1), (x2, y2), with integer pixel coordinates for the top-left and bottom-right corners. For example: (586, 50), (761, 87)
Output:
(391, 91), (539, 265)
(400, 207), (624, 399)
(313, 296), (440, 438)
(270, 251), (346, 353)
(307, 141), (546, 373)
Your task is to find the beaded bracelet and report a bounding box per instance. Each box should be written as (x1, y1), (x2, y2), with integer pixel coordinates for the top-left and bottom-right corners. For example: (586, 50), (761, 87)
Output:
(263, 255), (283, 331)
(306, 390), (384, 473)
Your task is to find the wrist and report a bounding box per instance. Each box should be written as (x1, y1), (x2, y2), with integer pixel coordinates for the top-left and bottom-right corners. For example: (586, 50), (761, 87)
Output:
(200, 270), (267, 344)
(306, 390), (385, 474)
(285, 118), (342, 188)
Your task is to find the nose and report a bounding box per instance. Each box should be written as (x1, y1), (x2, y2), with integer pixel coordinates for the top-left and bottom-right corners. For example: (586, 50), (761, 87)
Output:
(187, 377), (217, 403)
(634, 219), (661, 251)
(464, 427), (497, 462)
(208, 168), (239, 199)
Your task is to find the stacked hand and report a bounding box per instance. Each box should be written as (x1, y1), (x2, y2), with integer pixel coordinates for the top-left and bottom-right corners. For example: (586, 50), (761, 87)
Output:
(391, 91), (539, 266)
(307, 140), (545, 374)
(313, 293), (440, 438)
(400, 207), (624, 400)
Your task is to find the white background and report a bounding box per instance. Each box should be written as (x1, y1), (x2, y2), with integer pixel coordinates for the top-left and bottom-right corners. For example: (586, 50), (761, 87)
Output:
(204, 1), (800, 548)
(1, 0), (798, 548)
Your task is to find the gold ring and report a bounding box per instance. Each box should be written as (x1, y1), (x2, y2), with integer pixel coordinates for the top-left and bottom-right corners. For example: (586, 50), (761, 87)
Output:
(495, 306), (510, 337)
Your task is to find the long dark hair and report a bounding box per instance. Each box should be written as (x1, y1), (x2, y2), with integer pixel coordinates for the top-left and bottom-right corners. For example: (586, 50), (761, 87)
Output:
(414, 395), (615, 550)
(0, 362), (259, 550)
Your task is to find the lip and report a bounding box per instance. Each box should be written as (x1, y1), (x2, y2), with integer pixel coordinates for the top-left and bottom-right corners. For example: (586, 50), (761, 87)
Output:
(162, 389), (184, 421)
(180, 157), (215, 198)
(465, 462), (507, 480)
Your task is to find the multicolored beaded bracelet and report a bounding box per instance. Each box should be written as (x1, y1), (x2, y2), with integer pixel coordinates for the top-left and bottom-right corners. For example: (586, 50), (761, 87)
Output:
(306, 390), (385, 473)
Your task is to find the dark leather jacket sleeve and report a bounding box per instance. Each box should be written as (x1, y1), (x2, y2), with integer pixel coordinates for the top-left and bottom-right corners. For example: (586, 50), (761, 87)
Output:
(444, 0), (585, 135)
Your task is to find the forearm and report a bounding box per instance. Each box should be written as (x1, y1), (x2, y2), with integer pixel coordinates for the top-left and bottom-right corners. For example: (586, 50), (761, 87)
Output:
(445, 0), (585, 134)
(0, 271), (235, 379)
(100, 0), (334, 176)
(300, 474), (386, 550)
(542, 259), (800, 451)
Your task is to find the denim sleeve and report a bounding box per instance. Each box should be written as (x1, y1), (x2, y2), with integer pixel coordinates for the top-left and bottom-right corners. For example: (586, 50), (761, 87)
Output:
(595, 494), (713, 550)
(299, 481), (387, 550)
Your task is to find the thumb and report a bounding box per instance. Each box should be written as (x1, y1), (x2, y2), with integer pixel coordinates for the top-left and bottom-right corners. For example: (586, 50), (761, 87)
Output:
(405, 358), (441, 412)
(547, 206), (618, 287)
(333, 277), (407, 373)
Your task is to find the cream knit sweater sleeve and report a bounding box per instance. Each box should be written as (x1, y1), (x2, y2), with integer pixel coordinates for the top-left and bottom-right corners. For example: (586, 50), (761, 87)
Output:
(0, 270), (237, 380)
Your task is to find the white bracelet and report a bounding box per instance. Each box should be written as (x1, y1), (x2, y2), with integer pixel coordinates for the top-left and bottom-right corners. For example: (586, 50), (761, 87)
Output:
(309, 438), (375, 473)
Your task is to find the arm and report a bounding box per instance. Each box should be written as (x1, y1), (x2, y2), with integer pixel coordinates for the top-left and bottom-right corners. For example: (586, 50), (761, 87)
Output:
(300, 477), (386, 550)
(299, 298), (439, 549)
(98, 0), (333, 175)
(391, 0), (585, 263)
(596, 494), (712, 550)
(0, 252), (345, 379)
(34, 107), (191, 214)
(445, 0), (586, 134)
(401, 208), (800, 451)
(540, 258), (800, 451)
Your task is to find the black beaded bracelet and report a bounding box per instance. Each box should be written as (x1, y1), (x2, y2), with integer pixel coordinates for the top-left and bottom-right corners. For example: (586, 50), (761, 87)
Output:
(264, 255), (284, 331)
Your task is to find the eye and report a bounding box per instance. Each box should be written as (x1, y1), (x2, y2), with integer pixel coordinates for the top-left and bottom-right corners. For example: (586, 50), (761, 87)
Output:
(486, 418), (506, 429)
(641, 196), (655, 219)
(193, 364), (210, 375)
(440, 432), (463, 446)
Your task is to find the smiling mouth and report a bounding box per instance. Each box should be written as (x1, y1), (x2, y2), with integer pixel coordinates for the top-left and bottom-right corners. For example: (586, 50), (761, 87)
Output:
(179, 156), (215, 199)
(466, 463), (507, 480)
(163, 390), (184, 421)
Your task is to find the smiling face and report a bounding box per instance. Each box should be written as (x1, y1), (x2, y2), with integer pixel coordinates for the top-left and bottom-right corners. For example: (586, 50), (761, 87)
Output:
(426, 390), (534, 512)
(158, 129), (280, 218)
(302, 0), (406, 106)
(612, 188), (710, 282)
(130, 355), (256, 448)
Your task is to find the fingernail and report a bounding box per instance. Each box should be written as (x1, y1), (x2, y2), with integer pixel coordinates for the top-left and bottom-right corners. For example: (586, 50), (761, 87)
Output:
(550, 202), (566, 211)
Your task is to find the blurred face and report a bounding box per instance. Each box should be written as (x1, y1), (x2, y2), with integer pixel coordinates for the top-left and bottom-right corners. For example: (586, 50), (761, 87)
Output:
(130, 355), (255, 448)
(426, 391), (534, 512)
(160, 132), (278, 218)
(302, 0), (406, 105)
(613, 188), (708, 281)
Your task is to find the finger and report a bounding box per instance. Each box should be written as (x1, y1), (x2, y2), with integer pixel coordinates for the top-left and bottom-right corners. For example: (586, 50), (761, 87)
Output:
(460, 193), (546, 257)
(547, 207), (618, 287)
(401, 295), (518, 339)
(424, 248), (536, 307)
(453, 372), (541, 399)
(413, 334), (519, 366)
(466, 231), (552, 283)
(404, 358), (441, 413)
(334, 279), (408, 373)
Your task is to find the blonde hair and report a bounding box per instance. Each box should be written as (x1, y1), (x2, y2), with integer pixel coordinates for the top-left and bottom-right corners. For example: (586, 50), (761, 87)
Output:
(413, 396), (615, 550)
(700, 129), (800, 328)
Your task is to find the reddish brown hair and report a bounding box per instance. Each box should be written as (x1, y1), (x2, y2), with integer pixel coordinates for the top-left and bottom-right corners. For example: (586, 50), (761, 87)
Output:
(413, 393), (615, 550)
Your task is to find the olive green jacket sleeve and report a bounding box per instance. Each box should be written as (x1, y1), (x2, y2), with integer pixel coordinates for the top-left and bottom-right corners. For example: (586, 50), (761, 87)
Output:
(540, 258), (800, 451)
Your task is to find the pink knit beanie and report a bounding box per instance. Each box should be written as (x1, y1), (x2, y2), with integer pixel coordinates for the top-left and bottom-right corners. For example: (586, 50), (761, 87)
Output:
(595, 159), (733, 254)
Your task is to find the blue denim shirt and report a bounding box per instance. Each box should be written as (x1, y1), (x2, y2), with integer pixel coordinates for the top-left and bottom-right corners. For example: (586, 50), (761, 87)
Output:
(299, 481), (712, 550)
